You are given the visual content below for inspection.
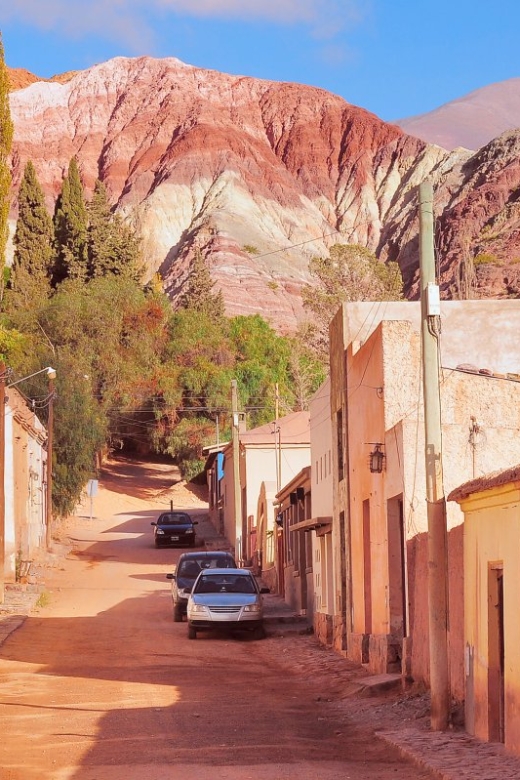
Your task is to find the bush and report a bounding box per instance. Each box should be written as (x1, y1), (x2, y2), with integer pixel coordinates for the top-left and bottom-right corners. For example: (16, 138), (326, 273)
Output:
(474, 252), (498, 265)
(180, 458), (205, 482)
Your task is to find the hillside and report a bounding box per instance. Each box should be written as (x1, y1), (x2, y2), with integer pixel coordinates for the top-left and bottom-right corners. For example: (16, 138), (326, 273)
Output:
(7, 57), (520, 328)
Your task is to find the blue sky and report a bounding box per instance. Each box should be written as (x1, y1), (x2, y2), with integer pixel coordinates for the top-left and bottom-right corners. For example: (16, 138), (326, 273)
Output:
(1, 0), (519, 122)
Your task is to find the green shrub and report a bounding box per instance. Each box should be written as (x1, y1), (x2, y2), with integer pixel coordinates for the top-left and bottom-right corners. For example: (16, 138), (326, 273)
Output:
(180, 458), (205, 482)
(474, 252), (498, 266)
(242, 244), (259, 255)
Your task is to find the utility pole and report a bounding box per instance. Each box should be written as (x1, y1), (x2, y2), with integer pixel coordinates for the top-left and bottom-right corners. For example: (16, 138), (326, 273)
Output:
(0, 361), (5, 604)
(231, 380), (243, 563)
(419, 179), (451, 730)
(45, 373), (55, 551)
(274, 383), (281, 492)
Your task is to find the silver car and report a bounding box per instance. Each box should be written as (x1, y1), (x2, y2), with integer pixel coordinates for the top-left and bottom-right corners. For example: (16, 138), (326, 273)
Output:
(186, 568), (269, 640)
(166, 550), (236, 622)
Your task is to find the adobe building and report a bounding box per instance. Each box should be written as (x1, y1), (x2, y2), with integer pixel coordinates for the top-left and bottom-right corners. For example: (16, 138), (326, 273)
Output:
(274, 466), (313, 618)
(309, 377), (335, 647)
(449, 466), (520, 756)
(206, 410), (310, 565)
(328, 300), (520, 702)
(4, 386), (48, 580)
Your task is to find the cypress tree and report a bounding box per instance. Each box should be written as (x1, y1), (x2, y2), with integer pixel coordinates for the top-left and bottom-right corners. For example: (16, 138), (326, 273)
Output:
(8, 161), (53, 310)
(88, 180), (142, 280)
(0, 34), (13, 301)
(87, 179), (113, 277)
(52, 158), (89, 285)
(178, 249), (225, 318)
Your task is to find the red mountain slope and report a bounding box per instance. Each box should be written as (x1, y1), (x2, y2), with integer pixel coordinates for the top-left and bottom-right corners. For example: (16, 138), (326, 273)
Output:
(8, 57), (520, 327)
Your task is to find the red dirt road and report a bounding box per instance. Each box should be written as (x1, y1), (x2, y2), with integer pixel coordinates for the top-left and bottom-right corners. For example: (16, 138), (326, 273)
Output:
(0, 456), (437, 780)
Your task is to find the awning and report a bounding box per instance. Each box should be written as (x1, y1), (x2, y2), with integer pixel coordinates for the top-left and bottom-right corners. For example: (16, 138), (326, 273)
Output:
(290, 516), (332, 533)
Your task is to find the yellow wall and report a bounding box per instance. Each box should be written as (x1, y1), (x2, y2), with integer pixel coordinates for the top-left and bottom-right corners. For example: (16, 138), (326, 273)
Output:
(460, 482), (520, 755)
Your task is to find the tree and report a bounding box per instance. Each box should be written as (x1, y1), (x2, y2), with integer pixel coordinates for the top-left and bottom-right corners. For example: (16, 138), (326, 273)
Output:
(0, 34), (13, 301)
(178, 249), (225, 318)
(87, 179), (112, 277)
(23, 273), (177, 514)
(7, 161), (54, 310)
(302, 244), (403, 359)
(52, 158), (89, 285)
(87, 180), (143, 280)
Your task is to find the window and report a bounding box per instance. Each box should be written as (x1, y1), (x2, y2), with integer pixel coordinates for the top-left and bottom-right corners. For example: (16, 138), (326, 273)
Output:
(336, 409), (344, 481)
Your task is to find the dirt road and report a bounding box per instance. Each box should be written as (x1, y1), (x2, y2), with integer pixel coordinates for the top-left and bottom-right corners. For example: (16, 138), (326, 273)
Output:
(0, 456), (437, 780)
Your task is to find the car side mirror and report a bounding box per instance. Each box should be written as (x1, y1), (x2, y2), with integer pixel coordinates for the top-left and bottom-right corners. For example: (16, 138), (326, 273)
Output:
(150, 522), (156, 526)
(166, 573), (175, 580)
(260, 587), (270, 594)
(193, 520), (198, 525)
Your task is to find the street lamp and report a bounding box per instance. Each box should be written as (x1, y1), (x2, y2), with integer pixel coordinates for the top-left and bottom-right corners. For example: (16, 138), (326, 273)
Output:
(7, 367), (57, 550)
(7, 366), (57, 388)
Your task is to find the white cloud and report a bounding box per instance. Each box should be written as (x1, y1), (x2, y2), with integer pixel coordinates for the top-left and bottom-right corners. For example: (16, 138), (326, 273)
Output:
(0, 0), (366, 46)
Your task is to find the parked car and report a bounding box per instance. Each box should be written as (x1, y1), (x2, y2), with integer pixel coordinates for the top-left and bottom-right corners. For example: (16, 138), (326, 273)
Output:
(186, 567), (269, 640)
(151, 511), (198, 548)
(166, 550), (237, 622)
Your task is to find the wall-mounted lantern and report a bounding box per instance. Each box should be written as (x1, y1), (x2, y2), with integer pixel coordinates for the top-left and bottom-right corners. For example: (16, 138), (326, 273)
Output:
(369, 443), (385, 473)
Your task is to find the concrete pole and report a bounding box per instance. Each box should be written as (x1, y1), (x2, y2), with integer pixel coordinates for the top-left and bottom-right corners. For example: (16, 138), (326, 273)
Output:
(419, 179), (451, 730)
(274, 383), (281, 492)
(231, 380), (243, 563)
(0, 362), (5, 603)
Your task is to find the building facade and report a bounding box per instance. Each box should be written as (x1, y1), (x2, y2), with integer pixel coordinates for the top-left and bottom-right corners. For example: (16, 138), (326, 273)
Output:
(449, 467), (520, 756)
(4, 386), (48, 581)
(328, 300), (520, 701)
(206, 411), (311, 566)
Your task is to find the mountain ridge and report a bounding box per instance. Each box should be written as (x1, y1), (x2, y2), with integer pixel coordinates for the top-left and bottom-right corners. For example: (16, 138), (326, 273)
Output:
(7, 57), (520, 328)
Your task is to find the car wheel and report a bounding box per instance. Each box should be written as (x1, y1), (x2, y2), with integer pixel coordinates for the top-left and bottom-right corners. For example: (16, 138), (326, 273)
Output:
(173, 605), (183, 623)
(188, 624), (197, 640)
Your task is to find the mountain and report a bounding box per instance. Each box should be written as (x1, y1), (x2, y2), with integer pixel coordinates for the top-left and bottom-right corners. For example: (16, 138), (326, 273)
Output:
(395, 78), (520, 151)
(7, 58), (520, 329)
(7, 67), (76, 91)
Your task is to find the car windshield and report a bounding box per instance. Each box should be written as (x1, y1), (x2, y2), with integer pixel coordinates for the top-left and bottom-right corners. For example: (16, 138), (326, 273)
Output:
(195, 574), (257, 594)
(158, 513), (190, 525)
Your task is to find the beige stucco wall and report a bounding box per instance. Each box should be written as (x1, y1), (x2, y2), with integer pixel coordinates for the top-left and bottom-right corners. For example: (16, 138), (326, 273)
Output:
(336, 300), (520, 375)
(310, 377), (333, 520)
(220, 443), (310, 561)
(245, 445), (310, 523)
(309, 377), (335, 643)
(4, 388), (47, 580)
(329, 308), (520, 695)
(458, 483), (520, 755)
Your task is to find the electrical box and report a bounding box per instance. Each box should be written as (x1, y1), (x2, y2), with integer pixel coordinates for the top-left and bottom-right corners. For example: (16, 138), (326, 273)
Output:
(426, 283), (441, 316)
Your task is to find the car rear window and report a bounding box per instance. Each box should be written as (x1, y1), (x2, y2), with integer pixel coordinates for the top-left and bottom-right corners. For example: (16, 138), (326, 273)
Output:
(195, 574), (257, 594)
(178, 556), (235, 576)
(177, 561), (201, 577)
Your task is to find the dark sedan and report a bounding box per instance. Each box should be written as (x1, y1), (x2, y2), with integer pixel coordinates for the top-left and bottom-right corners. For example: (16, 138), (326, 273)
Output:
(151, 511), (198, 548)
(166, 550), (237, 621)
